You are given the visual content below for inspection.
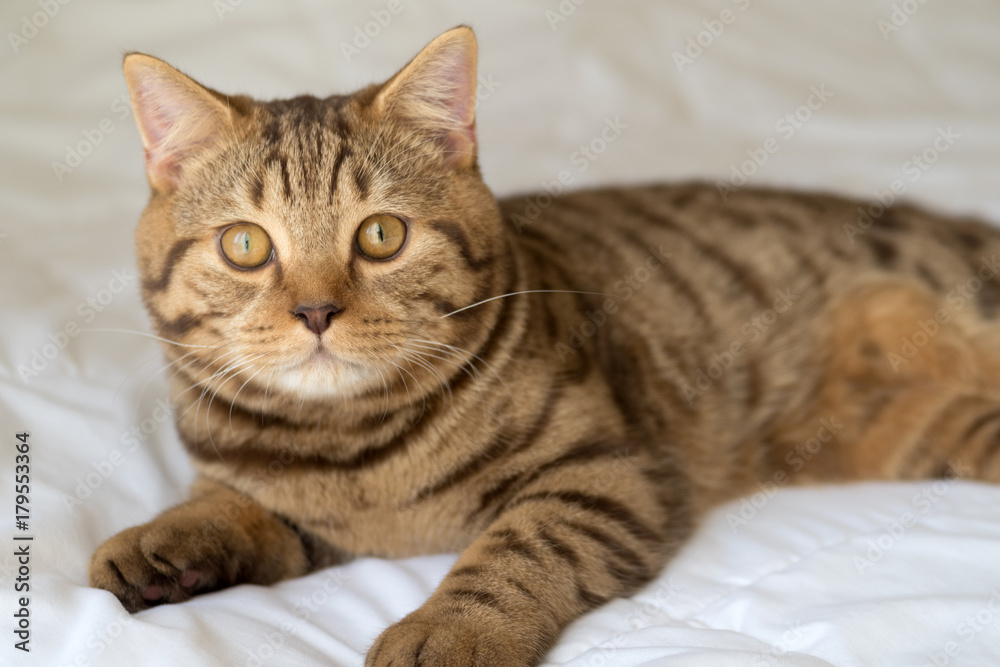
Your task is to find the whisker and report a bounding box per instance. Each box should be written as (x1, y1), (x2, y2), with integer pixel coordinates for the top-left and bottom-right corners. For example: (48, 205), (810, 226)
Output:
(398, 348), (453, 411)
(78, 327), (218, 348)
(396, 341), (488, 414)
(171, 349), (243, 404)
(135, 349), (202, 406)
(262, 366), (277, 418)
(229, 364), (268, 436)
(398, 342), (482, 387)
(368, 353), (391, 423)
(111, 352), (162, 406)
(202, 353), (265, 458)
(180, 350), (252, 430)
(439, 290), (606, 319)
(377, 336), (424, 414)
(406, 337), (512, 397)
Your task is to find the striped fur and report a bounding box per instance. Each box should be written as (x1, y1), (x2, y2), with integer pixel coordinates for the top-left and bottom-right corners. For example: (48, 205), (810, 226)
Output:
(90, 27), (1000, 666)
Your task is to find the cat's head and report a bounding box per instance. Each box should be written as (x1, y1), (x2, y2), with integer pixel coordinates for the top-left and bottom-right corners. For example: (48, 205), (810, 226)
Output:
(125, 27), (514, 407)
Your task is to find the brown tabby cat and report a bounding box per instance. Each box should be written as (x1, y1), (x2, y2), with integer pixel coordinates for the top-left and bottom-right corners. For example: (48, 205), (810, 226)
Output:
(89, 25), (1000, 666)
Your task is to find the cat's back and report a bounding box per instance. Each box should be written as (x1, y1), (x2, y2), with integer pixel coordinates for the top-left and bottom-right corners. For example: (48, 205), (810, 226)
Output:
(502, 181), (999, 315)
(500, 181), (1000, 459)
(503, 182), (859, 337)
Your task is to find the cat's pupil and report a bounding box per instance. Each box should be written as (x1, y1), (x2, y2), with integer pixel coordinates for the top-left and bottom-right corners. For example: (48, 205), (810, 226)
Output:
(240, 233), (250, 253)
(376, 225), (385, 243)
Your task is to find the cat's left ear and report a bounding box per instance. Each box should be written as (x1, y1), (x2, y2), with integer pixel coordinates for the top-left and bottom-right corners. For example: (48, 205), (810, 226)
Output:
(374, 26), (479, 169)
(123, 53), (233, 192)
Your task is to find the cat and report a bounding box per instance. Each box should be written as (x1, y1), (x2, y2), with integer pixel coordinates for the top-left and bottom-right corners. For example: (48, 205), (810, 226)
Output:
(89, 24), (1000, 666)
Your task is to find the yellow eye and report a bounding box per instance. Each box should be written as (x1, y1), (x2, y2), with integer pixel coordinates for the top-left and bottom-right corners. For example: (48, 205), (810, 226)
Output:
(220, 223), (273, 269)
(357, 215), (407, 260)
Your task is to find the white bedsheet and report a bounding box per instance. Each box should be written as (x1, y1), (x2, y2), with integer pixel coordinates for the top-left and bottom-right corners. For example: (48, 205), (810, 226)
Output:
(3, 1), (1000, 665)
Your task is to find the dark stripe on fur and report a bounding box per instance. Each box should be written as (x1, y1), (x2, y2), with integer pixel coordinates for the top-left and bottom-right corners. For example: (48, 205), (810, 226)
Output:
(537, 526), (580, 565)
(474, 440), (626, 518)
(445, 588), (505, 611)
(610, 189), (771, 306)
(329, 143), (351, 204)
(142, 238), (196, 293)
(501, 490), (660, 544)
(487, 527), (542, 563)
(430, 219), (495, 271)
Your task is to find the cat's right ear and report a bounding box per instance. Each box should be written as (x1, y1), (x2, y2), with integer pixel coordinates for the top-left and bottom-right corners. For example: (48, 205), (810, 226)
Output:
(123, 54), (232, 193)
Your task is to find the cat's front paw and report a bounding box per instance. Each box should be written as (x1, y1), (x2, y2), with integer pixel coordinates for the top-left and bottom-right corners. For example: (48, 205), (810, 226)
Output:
(89, 514), (251, 612)
(366, 608), (537, 667)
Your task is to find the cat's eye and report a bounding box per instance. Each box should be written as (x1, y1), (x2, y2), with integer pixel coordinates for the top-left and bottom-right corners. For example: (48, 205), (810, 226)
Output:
(356, 215), (407, 260)
(220, 223), (273, 269)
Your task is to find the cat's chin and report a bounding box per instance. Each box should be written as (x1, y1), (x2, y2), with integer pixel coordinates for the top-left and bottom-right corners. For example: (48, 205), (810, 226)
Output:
(270, 352), (373, 400)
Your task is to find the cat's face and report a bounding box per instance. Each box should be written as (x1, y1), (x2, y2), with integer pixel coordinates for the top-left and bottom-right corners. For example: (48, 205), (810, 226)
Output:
(128, 27), (511, 404)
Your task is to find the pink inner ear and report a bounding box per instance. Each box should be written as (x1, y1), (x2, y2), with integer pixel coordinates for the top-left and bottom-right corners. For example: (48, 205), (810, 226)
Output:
(128, 70), (222, 189)
(132, 81), (182, 186)
(383, 31), (480, 168)
(428, 46), (478, 167)
(440, 60), (476, 126)
(143, 146), (181, 183)
(441, 64), (476, 167)
(442, 121), (476, 168)
(133, 78), (189, 151)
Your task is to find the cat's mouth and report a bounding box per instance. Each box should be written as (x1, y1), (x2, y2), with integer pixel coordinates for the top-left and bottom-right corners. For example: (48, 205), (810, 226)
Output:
(305, 343), (342, 366)
(309, 349), (349, 371)
(295, 341), (371, 373)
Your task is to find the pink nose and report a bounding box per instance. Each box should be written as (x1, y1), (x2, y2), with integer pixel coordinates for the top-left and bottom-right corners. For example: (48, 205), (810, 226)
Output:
(293, 303), (341, 336)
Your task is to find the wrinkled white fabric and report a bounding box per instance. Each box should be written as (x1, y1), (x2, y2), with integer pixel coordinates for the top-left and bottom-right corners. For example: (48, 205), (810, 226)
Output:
(2, 1), (1000, 665)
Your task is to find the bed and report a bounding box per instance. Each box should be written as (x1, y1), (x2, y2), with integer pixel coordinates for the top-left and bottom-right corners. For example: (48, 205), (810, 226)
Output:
(3, 1), (1000, 665)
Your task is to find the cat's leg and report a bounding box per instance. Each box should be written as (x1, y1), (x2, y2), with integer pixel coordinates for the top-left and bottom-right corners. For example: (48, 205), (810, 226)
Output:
(840, 386), (1000, 483)
(366, 447), (689, 667)
(89, 476), (318, 612)
(772, 281), (1000, 486)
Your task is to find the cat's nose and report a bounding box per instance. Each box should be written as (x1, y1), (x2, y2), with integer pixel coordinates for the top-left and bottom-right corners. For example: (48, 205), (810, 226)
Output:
(292, 303), (341, 336)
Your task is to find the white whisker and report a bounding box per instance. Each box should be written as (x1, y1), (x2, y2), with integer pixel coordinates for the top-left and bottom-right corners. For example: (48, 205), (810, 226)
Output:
(111, 352), (162, 406)
(229, 364), (268, 436)
(78, 327), (218, 348)
(439, 290), (605, 319)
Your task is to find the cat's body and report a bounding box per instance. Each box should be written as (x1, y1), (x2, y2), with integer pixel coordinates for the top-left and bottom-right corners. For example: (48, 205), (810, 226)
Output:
(90, 27), (1000, 666)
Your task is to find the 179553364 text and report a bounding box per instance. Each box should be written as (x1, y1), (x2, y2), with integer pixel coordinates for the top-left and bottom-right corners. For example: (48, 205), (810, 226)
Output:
(12, 432), (31, 653)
